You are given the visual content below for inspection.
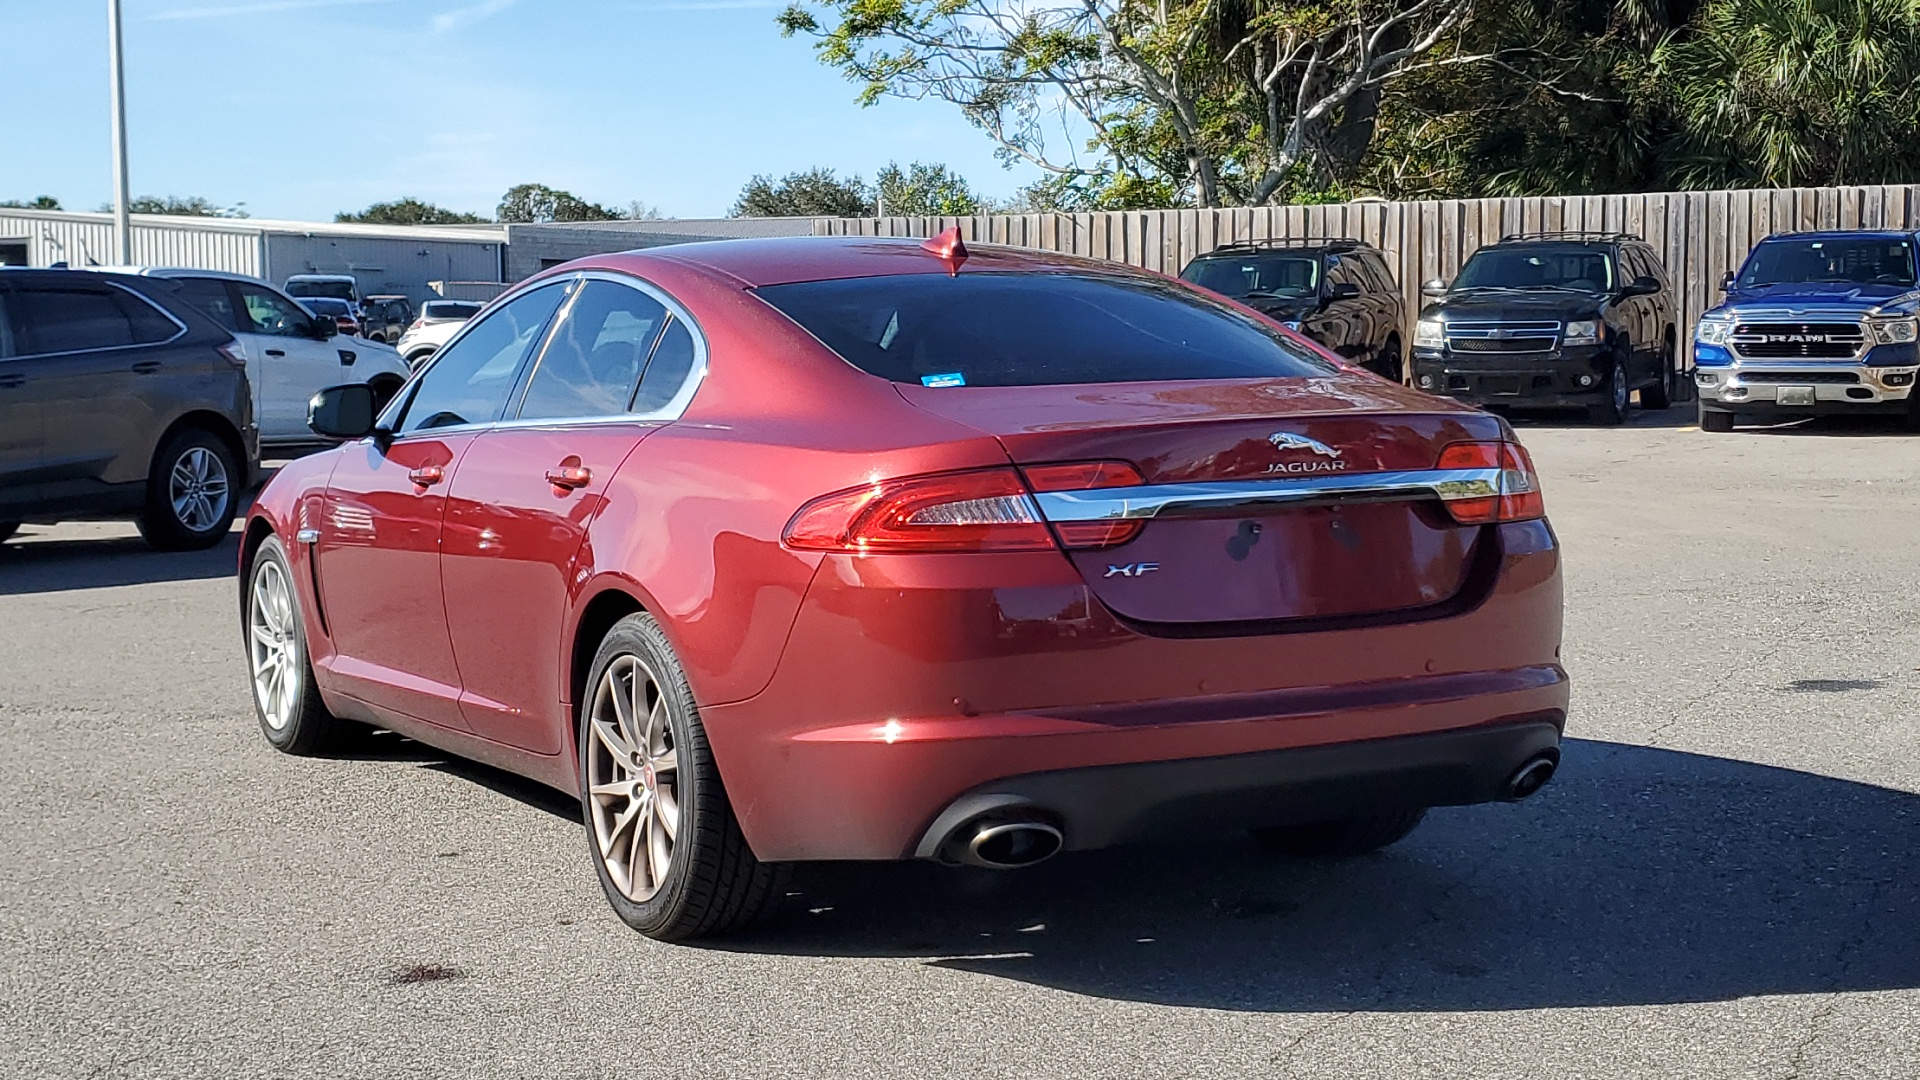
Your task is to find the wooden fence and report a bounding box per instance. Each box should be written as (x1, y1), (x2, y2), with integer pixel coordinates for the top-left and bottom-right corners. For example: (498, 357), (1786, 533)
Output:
(815, 184), (1920, 340)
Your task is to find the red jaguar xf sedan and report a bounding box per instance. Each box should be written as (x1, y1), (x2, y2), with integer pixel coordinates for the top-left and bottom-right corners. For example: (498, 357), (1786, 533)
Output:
(241, 234), (1567, 941)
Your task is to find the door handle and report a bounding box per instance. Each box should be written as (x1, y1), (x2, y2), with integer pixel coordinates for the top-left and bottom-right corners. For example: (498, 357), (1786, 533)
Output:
(131, 360), (162, 374)
(545, 465), (591, 491)
(407, 465), (445, 488)
(265, 349), (286, 358)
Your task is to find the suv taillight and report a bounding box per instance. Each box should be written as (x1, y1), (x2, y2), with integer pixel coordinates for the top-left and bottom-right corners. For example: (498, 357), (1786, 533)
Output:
(1434, 441), (1545, 523)
(783, 460), (1147, 554)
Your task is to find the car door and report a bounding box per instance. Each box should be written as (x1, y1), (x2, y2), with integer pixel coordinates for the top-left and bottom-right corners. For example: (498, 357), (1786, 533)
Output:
(7, 281), (186, 501)
(232, 282), (352, 442)
(313, 279), (572, 730)
(0, 287), (43, 509)
(441, 276), (694, 753)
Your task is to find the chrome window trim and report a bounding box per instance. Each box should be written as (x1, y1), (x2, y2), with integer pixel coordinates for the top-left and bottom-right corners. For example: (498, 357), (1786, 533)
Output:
(377, 277), (578, 437)
(2, 280), (188, 361)
(1034, 468), (1506, 523)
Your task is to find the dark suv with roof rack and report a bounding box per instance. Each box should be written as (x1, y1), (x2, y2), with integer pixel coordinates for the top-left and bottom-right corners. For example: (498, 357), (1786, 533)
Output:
(1180, 238), (1407, 380)
(1411, 232), (1681, 424)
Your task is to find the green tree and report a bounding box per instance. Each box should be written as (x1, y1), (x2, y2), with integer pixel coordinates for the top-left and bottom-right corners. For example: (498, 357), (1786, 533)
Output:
(731, 168), (873, 216)
(111, 195), (247, 218)
(874, 162), (984, 215)
(336, 198), (489, 225)
(1655, 0), (1920, 188)
(0, 196), (61, 210)
(496, 183), (622, 223)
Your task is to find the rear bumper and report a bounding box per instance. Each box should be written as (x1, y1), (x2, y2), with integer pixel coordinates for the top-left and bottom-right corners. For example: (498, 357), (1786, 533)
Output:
(700, 519), (1566, 862)
(914, 717), (1563, 858)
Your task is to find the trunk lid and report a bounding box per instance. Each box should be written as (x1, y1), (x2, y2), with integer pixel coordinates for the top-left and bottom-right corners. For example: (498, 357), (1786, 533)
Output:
(896, 376), (1507, 627)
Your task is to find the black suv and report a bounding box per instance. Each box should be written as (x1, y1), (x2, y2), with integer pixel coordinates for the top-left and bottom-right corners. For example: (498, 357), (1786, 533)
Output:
(360, 295), (415, 345)
(1180, 238), (1408, 380)
(1411, 232), (1682, 424)
(0, 269), (258, 550)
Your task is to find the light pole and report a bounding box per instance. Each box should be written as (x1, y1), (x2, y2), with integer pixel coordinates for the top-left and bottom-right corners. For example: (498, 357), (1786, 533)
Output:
(107, 0), (132, 264)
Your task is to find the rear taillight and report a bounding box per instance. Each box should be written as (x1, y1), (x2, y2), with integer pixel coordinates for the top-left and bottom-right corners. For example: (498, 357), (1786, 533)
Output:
(408, 318), (424, 330)
(1434, 441), (1545, 524)
(783, 468), (1055, 553)
(216, 342), (246, 368)
(1022, 460), (1146, 548)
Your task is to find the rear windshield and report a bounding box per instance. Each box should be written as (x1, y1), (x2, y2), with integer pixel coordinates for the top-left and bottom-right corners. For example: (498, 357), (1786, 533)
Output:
(300, 297), (352, 316)
(755, 272), (1335, 388)
(1738, 236), (1916, 288)
(1181, 254), (1319, 300)
(286, 279), (356, 301)
(422, 301), (481, 320)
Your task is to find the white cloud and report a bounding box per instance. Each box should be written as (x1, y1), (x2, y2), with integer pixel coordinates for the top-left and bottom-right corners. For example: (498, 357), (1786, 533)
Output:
(148, 0), (396, 20)
(431, 0), (519, 33)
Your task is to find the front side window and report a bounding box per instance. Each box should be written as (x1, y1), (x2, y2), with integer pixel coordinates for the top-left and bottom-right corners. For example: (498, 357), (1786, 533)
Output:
(1738, 237), (1916, 288)
(394, 282), (568, 433)
(1453, 245), (1614, 293)
(9, 286), (172, 355)
(516, 280), (666, 421)
(238, 286), (315, 338)
(758, 271), (1336, 388)
(172, 277), (245, 333)
(1181, 254), (1320, 300)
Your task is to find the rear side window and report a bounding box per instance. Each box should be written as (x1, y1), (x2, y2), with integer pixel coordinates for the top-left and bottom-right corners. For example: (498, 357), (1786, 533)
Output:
(172, 277), (245, 332)
(396, 282), (568, 433)
(9, 286), (175, 355)
(757, 272), (1335, 388)
(517, 280), (666, 421)
(633, 317), (696, 414)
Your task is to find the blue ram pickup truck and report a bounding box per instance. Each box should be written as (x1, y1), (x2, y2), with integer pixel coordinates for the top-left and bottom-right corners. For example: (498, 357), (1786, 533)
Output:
(1695, 230), (1920, 431)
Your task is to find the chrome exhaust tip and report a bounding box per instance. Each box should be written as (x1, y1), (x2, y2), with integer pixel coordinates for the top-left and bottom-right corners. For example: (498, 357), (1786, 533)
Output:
(962, 820), (1064, 869)
(1503, 753), (1559, 801)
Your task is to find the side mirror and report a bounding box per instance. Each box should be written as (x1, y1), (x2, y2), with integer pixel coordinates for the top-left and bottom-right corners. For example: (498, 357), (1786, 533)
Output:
(308, 383), (377, 440)
(1622, 274), (1662, 297)
(310, 315), (339, 340)
(1326, 282), (1362, 302)
(1719, 270), (1736, 292)
(1421, 278), (1448, 298)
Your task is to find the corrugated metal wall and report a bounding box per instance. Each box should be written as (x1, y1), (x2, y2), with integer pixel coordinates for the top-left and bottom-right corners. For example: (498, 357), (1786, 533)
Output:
(264, 234), (503, 302)
(814, 183), (1920, 340)
(0, 209), (264, 275)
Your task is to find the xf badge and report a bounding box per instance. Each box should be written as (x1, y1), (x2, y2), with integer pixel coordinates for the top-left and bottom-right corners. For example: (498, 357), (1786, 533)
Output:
(1105, 562), (1160, 578)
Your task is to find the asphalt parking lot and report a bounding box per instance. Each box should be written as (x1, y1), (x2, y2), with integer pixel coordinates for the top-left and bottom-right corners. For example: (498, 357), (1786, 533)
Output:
(3, 410), (1918, 1080)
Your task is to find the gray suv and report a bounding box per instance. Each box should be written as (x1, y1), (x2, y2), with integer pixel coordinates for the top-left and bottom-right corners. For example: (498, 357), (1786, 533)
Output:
(0, 270), (258, 550)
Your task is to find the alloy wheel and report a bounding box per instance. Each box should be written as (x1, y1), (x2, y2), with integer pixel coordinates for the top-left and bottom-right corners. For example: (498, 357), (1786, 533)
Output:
(248, 559), (301, 731)
(169, 447), (230, 533)
(586, 654), (681, 902)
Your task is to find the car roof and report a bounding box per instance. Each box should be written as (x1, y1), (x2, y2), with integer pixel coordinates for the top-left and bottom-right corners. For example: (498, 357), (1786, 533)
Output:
(572, 235), (1134, 289)
(285, 273), (357, 281)
(95, 266), (274, 286)
(1757, 230), (1916, 243)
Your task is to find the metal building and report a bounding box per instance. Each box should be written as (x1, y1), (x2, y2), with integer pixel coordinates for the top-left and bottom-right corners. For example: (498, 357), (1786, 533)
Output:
(0, 208), (507, 305)
(501, 218), (815, 281)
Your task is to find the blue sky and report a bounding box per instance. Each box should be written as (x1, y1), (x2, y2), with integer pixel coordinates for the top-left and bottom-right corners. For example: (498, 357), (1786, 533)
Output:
(0, 0), (1044, 220)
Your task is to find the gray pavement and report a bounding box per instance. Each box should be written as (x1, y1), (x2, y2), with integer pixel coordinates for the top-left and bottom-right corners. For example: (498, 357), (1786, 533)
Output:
(3, 410), (1918, 1078)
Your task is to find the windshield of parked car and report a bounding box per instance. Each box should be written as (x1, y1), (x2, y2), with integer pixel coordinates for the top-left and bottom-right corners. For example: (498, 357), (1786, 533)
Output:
(286, 279), (356, 301)
(1453, 245), (1614, 292)
(299, 297), (352, 317)
(1737, 236), (1916, 288)
(756, 271), (1336, 388)
(422, 301), (482, 321)
(1180, 253), (1320, 300)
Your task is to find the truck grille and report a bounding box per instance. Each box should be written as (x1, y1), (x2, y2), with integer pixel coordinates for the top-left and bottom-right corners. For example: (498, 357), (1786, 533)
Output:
(1445, 321), (1561, 355)
(1731, 322), (1863, 359)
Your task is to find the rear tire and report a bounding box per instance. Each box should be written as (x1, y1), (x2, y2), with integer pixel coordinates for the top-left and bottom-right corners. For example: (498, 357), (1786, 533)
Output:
(1369, 335), (1404, 383)
(1253, 809), (1428, 858)
(137, 427), (238, 551)
(1641, 346), (1674, 410)
(246, 537), (358, 755)
(1700, 406), (1736, 433)
(580, 613), (784, 941)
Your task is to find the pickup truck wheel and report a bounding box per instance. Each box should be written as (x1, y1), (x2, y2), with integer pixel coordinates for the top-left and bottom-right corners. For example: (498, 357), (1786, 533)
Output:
(1641, 345), (1674, 410)
(1589, 353), (1630, 425)
(1253, 809), (1428, 858)
(1701, 406), (1736, 432)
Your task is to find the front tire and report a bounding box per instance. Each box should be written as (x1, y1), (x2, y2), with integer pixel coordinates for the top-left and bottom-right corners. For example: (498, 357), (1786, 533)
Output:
(247, 537), (356, 754)
(137, 427), (238, 551)
(1589, 352), (1630, 426)
(580, 613), (783, 941)
(1700, 406), (1736, 433)
(1253, 809), (1428, 858)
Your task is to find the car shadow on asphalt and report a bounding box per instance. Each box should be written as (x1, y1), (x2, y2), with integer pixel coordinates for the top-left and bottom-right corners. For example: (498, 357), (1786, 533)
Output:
(717, 738), (1920, 1012)
(0, 530), (241, 596)
(321, 727), (584, 822)
(1502, 404), (1697, 430)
